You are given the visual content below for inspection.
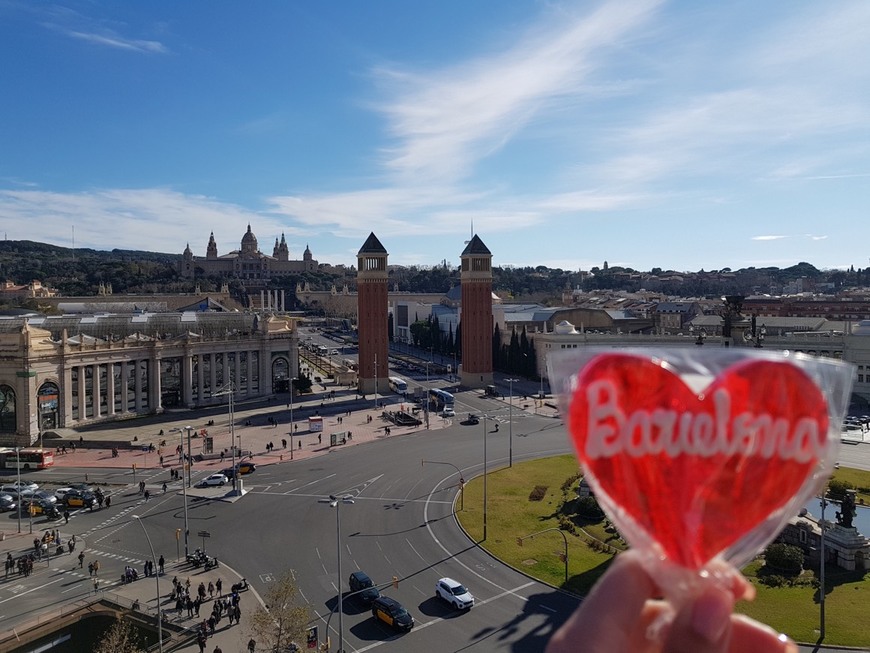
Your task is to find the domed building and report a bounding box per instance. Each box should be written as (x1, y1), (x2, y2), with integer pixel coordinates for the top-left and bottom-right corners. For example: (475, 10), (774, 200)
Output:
(180, 224), (317, 284)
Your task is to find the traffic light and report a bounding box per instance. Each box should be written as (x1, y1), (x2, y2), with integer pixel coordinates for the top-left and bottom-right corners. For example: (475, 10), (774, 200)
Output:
(392, 575), (399, 589)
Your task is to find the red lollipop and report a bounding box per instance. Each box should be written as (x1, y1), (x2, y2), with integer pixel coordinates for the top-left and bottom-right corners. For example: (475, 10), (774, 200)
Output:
(568, 353), (830, 570)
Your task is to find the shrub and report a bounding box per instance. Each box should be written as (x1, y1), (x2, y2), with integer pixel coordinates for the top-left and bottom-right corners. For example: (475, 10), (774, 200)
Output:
(828, 478), (854, 501)
(576, 495), (605, 521)
(529, 485), (548, 502)
(764, 543), (804, 574)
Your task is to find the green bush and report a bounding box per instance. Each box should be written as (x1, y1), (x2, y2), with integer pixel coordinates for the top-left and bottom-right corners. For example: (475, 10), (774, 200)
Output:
(828, 478), (855, 501)
(576, 495), (605, 521)
(764, 543), (804, 574)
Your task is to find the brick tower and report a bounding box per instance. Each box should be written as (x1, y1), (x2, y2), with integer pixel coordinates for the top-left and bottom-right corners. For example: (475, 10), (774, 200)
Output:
(460, 234), (493, 388)
(357, 232), (390, 395)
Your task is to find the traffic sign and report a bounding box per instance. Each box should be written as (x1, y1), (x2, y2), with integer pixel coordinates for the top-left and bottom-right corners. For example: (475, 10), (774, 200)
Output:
(197, 530), (211, 538)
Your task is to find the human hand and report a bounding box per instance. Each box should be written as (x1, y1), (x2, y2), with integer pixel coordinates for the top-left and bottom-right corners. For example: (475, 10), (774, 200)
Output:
(546, 550), (797, 653)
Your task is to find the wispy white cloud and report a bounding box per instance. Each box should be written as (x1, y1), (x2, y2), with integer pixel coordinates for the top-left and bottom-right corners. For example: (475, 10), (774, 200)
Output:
(62, 29), (167, 54)
(371, 0), (663, 184)
(752, 235), (789, 241)
(0, 189), (281, 253)
(36, 5), (168, 54)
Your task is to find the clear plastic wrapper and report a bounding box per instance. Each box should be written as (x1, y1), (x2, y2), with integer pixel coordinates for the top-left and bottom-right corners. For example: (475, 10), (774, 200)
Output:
(549, 347), (854, 619)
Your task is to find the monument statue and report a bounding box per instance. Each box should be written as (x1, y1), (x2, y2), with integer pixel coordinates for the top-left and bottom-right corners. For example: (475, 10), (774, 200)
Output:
(836, 489), (857, 529)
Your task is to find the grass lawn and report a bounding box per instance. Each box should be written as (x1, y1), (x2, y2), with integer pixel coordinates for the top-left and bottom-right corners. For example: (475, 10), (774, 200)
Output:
(457, 456), (870, 648)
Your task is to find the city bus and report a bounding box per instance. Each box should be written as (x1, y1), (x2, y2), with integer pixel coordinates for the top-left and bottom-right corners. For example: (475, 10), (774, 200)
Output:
(388, 377), (408, 394)
(428, 388), (455, 411)
(5, 448), (55, 470)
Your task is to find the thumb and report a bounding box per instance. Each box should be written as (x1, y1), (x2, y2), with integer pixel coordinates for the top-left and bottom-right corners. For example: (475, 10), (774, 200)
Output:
(662, 585), (733, 653)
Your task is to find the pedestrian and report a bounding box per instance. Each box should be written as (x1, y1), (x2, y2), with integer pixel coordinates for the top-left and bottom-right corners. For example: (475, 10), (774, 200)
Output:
(63, 510), (70, 524)
(88, 561), (94, 576)
(215, 578), (222, 596)
(105, 495), (111, 508)
(79, 551), (85, 568)
(282, 438), (287, 448)
(233, 604), (240, 624)
(144, 489), (150, 501)
(197, 632), (206, 653)
(194, 596), (201, 617)
(207, 615), (215, 635)
(159, 554), (165, 574)
(187, 596), (194, 618)
(93, 577), (100, 593)
(208, 581), (214, 598)
(93, 559), (100, 576)
(176, 595), (184, 614)
(248, 638), (256, 653)
(162, 482), (167, 493)
(213, 646), (222, 653)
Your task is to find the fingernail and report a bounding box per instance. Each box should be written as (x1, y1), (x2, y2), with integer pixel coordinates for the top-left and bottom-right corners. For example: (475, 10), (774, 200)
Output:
(691, 590), (731, 643)
(779, 633), (798, 653)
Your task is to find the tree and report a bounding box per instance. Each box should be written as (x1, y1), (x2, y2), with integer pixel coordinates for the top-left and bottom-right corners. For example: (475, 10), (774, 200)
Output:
(94, 619), (145, 653)
(248, 570), (310, 652)
(764, 543), (804, 574)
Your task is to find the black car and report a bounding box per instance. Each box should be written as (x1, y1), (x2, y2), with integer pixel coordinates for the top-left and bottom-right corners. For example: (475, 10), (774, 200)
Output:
(0, 495), (16, 512)
(349, 571), (380, 605)
(371, 596), (414, 631)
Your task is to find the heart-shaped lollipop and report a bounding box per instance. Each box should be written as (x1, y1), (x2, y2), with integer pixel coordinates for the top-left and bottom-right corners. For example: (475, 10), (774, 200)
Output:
(568, 353), (830, 570)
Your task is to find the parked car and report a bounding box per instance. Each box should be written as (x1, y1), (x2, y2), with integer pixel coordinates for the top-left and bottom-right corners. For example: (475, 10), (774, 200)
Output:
(63, 489), (96, 508)
(371, 596), (414, 631)
(435, 577), (474, 610)
(31, 490), (57, 505)
(54, 487), (75, 502)
(2, 480), (38, 492)
(349, 571), (380, 605)
(0, 495), (17, 512)
(21, 498), (60, 518)
(199, 473), (229, 487)
(0, 486), (36, 500)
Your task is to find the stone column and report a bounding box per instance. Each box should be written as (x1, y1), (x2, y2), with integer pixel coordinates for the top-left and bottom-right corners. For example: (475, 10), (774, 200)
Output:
(62, 366), (74, 426)
(209, 353), (217, 400)
(197, 354), (205, 405)
(120, 361), (129, 413)
(92, 363), (101, 419)
(182, 355), (193, 407)
(106, 363), (116, 416)
(134, 360), (143, 412)
(151, 357), (163, 412)
(77, 366), (86, 421)
(246, 351), (254, 396)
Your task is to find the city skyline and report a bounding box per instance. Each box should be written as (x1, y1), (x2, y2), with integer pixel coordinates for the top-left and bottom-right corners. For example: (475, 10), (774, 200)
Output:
(1, 1), (869, 272)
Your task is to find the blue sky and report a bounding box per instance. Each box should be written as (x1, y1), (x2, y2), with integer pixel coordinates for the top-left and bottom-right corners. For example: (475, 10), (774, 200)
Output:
(1, 1), (869, 273)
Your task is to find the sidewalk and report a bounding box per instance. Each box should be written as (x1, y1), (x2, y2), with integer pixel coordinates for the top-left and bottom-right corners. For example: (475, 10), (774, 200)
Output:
(47, 390), (450, 474)
(0, 521), (257, 653)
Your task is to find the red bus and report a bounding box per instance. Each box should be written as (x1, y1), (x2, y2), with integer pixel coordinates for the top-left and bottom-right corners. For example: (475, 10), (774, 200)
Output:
(5, 448), (54, 470)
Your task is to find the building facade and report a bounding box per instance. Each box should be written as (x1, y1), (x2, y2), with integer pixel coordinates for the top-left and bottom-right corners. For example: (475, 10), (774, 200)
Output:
(179, 225), (317, 283)
(0, 312), (298, 446)
(356, 233), (390, 395)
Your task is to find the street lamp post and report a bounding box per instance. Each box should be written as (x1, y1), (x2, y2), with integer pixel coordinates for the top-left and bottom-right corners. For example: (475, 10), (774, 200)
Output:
(184, 425), (193, 488)
(483, 415), (489, 541)
(820, 494), (827, 640)
(505, 378), (518, 467)
(373, 354), (378, 410)
(422, 459), (465, 511)
(15, 447), (21, 533)
(424, 361), (432, 429)
(132, 515), (163, 653)
(518, 528), (569, 585)
(173, 428), (190, 557)
(319, 494), (354, 653)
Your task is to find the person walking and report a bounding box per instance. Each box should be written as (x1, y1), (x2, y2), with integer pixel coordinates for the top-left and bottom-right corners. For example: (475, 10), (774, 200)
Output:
(93, 577), (100, 593)
(93, 559), (100, 576)
(247, 638), (256, 653)
(158, 554), (165, 574)
(63, 510), (70, 524)
(215, 578), (222, 597)
(78, 551), (85, 568)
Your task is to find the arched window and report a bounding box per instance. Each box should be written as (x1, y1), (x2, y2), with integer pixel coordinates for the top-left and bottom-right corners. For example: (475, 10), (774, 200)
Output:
(272, 357), (289, 394)
(37, 382), (60, 430)
(0, 385), (16, 433)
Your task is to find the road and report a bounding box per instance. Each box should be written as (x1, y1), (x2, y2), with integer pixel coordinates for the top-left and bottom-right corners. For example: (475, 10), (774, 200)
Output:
(5, 384), (870, 652)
